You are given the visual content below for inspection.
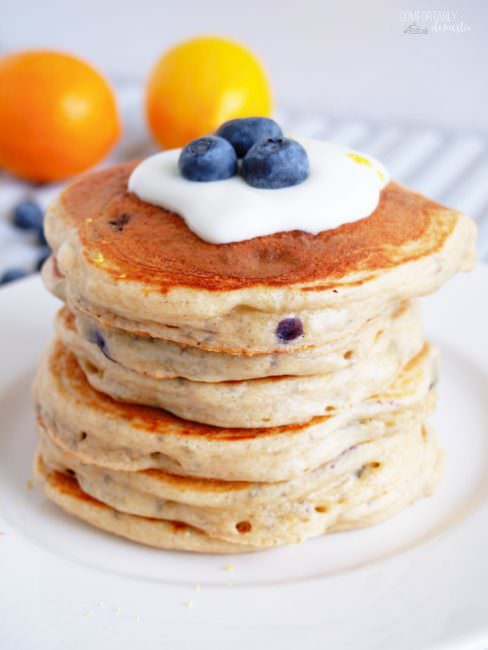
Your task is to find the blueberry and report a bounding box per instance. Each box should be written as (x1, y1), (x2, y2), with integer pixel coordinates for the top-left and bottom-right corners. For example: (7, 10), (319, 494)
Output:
(216, 117), (283, 158)
(0, 268), (28, 286)
(108, 213), (131, 232)
(88, 328), (112, 360)
(276, 317), (304, 342)
(179, 136), (237, 182)
(242, 137), (309, 189)
(36, 245), (52, 271)
(37, 227), (47, 246)
(13, 200), (44, 231)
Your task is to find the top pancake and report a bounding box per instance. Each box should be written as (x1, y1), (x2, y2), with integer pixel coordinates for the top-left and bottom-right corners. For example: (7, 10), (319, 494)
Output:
(44, 162), (476, 320)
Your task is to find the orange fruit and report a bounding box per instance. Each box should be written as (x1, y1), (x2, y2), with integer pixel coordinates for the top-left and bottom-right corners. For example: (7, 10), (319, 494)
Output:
(0, 49), (121, 182)
(146, 36), (273, 149)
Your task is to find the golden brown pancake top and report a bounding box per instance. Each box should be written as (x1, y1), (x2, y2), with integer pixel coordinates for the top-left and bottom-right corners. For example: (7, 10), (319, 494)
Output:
(57, 162), (457, 292)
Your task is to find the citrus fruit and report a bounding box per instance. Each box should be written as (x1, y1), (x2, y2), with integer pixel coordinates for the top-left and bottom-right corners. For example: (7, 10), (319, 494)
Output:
(146, 36), (273, 149)
(0, 49), (121, 182)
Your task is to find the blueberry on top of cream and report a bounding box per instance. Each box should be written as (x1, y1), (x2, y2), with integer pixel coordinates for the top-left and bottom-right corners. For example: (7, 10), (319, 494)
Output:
(216, 117), (282, 158)
(242, 137), (309, 189)
(178, 136), (237, 182)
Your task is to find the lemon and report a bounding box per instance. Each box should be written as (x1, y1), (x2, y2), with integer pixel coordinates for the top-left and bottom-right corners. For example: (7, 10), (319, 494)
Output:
(146, 36), (273, 149)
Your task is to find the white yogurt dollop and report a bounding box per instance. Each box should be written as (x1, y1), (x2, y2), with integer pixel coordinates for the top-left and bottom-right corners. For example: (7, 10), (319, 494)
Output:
(128, 139), (389, 244)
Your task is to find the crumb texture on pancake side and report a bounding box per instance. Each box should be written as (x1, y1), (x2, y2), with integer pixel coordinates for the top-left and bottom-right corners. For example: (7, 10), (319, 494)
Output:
(34, 340), (438, 482)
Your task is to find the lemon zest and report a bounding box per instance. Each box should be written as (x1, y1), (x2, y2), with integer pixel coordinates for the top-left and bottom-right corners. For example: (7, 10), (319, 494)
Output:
(346, 152), (384, 182)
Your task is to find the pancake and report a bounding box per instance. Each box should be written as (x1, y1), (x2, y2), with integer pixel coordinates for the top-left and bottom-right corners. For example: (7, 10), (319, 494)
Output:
(35, 454), (253, 553)
(42, 164), (475, 353)
(35, 158), (473, 552)
(60, 309), (423, 429)
(33, 339), (438, 482)
(45, 258), (406, 355)
(64, 302), (419, 381)
(37, 421), (443, 548)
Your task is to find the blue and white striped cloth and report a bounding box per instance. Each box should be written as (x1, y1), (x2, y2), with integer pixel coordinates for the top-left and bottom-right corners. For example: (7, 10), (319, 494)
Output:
(1, 83), (487, 284)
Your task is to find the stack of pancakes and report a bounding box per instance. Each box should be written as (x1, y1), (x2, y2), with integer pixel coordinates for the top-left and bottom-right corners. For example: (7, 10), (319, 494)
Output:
(33, 164), (476, 552)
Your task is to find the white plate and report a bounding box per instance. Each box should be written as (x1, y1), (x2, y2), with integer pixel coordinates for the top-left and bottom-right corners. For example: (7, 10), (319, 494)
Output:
(1, 269), (487, 650)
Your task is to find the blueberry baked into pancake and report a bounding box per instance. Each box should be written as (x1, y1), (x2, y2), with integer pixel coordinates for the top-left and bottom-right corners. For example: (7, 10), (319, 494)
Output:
(34, 118), (476, 552)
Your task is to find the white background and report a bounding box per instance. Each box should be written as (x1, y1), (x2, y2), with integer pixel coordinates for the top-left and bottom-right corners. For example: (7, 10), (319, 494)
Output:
(1, 0), (486, 132)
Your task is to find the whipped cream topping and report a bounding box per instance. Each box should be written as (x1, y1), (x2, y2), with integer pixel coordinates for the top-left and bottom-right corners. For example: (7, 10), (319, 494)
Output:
(128, 139), (389, 244)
